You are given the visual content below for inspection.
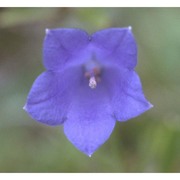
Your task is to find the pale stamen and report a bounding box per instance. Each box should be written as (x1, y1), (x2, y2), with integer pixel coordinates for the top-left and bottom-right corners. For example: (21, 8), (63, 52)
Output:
(89, 76), (97, 89)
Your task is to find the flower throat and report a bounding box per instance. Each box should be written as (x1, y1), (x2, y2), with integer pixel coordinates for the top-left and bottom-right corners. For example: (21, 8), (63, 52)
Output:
(84, 59), (101, 89)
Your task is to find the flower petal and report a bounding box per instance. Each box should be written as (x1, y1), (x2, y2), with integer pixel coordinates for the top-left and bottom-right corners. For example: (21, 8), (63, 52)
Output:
(92, 27), (137, 69)
(24, 67), (83, 126)
(63, 80), (116, 156)
(43, 28), (90, 71)
(103, 66), (153, 121)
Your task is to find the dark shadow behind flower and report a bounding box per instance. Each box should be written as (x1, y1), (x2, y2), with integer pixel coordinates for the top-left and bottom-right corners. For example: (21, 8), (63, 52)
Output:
(24, 27), (153, 156)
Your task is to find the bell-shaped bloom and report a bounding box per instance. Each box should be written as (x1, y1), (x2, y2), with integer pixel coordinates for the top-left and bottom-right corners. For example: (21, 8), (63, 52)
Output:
(24, 27), (153, 156)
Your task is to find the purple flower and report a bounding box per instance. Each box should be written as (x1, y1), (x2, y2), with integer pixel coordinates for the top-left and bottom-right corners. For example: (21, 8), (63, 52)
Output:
(24, 27), (153, 156)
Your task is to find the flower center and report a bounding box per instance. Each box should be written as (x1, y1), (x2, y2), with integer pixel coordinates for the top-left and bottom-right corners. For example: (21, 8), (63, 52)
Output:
(84, 54), (102, 89)
(85, 67), (101, 89)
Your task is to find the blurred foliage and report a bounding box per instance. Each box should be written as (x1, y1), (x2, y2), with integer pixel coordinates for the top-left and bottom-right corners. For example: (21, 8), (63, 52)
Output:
(0, 8), (180, 172)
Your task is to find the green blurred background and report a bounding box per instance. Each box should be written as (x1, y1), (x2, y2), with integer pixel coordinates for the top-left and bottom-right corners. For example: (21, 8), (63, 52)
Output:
(0, 8), (179, 172)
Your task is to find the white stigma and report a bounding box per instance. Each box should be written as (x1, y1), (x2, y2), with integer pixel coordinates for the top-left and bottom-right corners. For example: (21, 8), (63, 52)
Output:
(89, 76), (97, 89)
